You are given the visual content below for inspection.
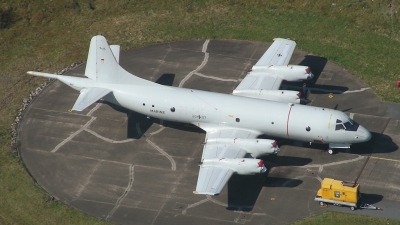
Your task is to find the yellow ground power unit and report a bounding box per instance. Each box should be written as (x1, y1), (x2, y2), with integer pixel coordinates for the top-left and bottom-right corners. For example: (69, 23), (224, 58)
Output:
(315, 178), (360, 210)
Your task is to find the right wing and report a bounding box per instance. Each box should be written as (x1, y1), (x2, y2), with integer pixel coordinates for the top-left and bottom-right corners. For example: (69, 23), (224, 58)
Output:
(195, 166), (234, 196)
(193, 126), (267, 195)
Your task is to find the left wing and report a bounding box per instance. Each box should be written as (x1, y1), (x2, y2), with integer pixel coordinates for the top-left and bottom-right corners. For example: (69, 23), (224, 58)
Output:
(233, 38), (313, 104)
(193, 126), (278, 195)
(234, 38), (296, 92)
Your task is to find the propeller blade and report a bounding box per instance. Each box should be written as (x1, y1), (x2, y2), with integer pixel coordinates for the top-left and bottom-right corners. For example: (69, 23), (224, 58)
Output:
(300, 83), (311, 105)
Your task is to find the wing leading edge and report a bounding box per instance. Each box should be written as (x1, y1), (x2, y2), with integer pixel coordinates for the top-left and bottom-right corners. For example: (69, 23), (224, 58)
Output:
(194, 126), (278, 195)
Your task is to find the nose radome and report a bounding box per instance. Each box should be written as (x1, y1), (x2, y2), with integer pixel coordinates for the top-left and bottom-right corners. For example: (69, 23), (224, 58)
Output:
(358, 126), (372, 141)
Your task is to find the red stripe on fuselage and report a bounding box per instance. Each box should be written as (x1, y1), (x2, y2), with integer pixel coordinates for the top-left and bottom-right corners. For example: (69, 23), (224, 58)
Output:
(286, 105), (293, 139)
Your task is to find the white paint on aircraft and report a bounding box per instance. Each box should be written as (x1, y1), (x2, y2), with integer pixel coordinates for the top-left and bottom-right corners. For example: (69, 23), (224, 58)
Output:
(28, 36), (372, 196)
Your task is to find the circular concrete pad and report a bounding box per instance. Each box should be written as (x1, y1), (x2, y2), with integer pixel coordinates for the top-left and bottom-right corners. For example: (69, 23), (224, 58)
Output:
(19, 40), (400, 224)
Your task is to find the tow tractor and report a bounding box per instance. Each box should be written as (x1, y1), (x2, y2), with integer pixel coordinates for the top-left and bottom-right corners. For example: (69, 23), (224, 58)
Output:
(315, 178), (381, 210)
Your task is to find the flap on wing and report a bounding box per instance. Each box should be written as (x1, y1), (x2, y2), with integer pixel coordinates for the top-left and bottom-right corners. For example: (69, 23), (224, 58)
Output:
(234, 72), (283, 91)
(194, 166), (234, 195)
(204, 127), (261, 140)
(202, 145), (247, 160)
(72, 87), (111, 111)
(254, 38), (296, 67)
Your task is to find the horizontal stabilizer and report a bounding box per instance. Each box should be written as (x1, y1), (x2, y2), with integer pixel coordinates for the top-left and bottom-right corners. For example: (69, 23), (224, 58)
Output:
(27, 71), (61, 79)
(72, 87), (111, 111)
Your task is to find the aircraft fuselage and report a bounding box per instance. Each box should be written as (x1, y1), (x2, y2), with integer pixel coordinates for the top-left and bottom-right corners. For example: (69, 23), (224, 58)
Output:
(104, 83), (370, 145)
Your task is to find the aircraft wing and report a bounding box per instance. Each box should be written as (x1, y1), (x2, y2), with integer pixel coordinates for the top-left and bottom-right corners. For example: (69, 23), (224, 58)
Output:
(234, 38), (296, 91)
(194, 126), (262, 195)
(195, 165), (234, 195)
(254, 38), (296, 67)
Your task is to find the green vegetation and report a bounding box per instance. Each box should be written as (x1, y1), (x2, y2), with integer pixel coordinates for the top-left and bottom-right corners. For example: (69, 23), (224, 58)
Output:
(293, 211), (400, 225)
(0, 0), (399, 224)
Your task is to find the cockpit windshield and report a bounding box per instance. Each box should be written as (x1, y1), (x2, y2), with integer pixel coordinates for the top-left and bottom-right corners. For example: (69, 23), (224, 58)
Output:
(335, 118), (359, 131)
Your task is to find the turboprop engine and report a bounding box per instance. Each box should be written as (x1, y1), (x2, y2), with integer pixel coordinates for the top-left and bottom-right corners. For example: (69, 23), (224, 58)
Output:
(200, 158), (267, 175)
(206, 138), (280, 158)
(251, 65), (314, 81)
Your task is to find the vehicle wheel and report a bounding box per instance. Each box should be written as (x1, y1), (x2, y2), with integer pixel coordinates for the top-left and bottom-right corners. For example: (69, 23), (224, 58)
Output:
(328, 149), (334, 155)
(350, 206), (355, 211)
(320, 201), (325, 206)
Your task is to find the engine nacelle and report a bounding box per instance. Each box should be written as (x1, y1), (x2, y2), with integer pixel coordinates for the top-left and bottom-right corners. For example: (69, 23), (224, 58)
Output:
(201, 158), (267, 175)
(233, 89), (301, 104)
(206, 138), (280, 158)
(251, 65), (313, 81)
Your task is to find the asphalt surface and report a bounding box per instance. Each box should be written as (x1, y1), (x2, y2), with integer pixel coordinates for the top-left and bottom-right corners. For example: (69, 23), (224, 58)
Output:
(18, 39), (400, 224)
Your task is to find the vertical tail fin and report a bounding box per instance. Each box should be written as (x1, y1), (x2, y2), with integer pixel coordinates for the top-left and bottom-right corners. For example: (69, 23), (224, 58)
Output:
(85, 35), (119, 83)
(84, 35), (154, 86)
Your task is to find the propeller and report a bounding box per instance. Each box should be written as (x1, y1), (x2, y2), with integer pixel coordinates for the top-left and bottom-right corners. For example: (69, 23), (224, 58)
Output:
(300, 83), (311, 105)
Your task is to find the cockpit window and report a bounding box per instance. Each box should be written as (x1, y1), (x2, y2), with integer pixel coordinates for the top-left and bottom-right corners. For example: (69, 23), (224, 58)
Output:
(336, 124), (345, 130)
(335, 118), (359, 131)
(343, 121), (359, 131)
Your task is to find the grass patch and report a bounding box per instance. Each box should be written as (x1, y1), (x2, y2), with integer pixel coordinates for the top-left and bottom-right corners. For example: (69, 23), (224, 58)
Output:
(0, 0), (399, 224)
(292, 211), (400, 225)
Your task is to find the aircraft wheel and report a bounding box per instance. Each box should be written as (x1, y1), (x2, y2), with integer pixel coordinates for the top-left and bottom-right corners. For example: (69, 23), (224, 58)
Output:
(328, 149), (334, 155)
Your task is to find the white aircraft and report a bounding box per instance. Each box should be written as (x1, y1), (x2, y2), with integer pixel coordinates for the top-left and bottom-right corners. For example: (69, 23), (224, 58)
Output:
(28, 35), (371, 196)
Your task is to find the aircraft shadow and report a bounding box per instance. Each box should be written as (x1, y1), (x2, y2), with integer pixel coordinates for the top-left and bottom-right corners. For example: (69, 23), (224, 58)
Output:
(262, 155), (313, 167)
(350, 132), (398, 155)
(298, 55), (327, 86)
(281, 82), (349, 94)
(226, 155), (309, 211)
(282, 55), (350, 97)
(226, 173), (303, 211)
(226, 173), (267, 211)
(155, 73), (175, 86)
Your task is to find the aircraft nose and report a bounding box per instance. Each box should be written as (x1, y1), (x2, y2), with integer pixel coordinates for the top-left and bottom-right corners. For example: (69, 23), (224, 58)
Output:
(357, 126), (371, 141)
